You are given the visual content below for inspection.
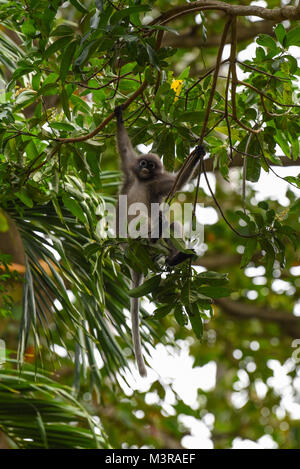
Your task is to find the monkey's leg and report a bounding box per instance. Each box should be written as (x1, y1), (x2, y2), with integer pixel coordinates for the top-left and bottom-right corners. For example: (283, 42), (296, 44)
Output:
(166, 250), (195, 266)
(130, 269), (147, 377)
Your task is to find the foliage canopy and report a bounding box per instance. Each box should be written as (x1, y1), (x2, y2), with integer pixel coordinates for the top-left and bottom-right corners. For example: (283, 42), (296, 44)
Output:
(0, 0), (300, 450)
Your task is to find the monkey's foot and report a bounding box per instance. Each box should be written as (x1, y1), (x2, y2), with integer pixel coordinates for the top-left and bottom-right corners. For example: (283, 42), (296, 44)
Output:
(195, 144), (206, 158)
(166, 251), (195, 267)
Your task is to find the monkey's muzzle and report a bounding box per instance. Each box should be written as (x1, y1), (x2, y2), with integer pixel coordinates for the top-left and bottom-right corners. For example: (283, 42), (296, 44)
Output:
(140, 168), (150, 178)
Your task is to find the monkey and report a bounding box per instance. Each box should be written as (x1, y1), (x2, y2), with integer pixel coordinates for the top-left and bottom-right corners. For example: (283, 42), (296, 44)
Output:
(114, 105), (205, 377)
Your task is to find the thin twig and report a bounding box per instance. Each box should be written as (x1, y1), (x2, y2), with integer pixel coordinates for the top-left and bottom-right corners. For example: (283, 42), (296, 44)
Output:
(255, 134), (300, 191)
(201, 156), (259, 239)
(238, 80), (300, 108)
(260, 94), (291, 117)
(204, 115), (225, 137)
(67, 72), (138, 90)
(184, 59), (228, 110)
(236, 60), (289, 82)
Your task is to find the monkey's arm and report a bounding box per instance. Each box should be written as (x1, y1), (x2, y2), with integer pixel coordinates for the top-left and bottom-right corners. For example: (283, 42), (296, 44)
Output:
(174, 144), (206, 191)
(153, 145), (206, 196)
(115, 106), (137, 176)
(151, 173), (176, 197)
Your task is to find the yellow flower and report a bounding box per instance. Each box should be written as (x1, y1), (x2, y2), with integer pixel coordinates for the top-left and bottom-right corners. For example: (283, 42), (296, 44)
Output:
(171, 79), (183, 102)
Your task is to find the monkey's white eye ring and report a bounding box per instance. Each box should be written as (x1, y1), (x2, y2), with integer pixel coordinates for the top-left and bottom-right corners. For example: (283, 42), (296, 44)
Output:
(139, 160), (147, 167)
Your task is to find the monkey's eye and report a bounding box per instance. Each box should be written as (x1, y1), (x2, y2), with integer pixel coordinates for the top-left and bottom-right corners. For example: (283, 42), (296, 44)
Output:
(139, 160), (147, 167)
(148, 162), (155, 170)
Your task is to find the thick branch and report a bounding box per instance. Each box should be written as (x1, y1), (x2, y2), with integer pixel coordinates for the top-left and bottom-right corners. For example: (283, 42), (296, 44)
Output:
(150, 1), (300, 26)
(215, 297), (300, 338)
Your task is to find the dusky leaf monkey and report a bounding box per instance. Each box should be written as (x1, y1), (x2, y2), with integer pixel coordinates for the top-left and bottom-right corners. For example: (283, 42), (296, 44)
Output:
(114, 105), (205, 376)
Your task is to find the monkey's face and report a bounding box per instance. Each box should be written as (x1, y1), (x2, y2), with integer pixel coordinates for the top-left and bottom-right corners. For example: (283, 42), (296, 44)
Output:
(134, 155), (163, 180)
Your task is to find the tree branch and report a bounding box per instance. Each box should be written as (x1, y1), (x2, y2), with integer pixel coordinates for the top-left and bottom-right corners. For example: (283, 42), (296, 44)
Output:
(150, 1), (300, 26)
(215, 297), (300, 338)
(57, 80), (147, 143)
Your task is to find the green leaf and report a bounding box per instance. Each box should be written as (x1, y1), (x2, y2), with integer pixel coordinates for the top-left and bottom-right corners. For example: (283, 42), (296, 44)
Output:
(15, 190), (33, 208)
(290, 198), (300, 213)
(258, 201), (269, 210)
(21, 20), (36, 37)
(152, 304), (173, 320)
(274, 24), (286, 47)
(62, 195), (86, 223)
(174, 304), (187, 326)
(241, 238), (257, 268)
(70, 0), (88, 13)
(145, 25), (179, 36)
(155, 129), (175, 171)
(110, 5), (150, 24)
(259, 238), (275, 275)
(257, 34), (277, 51)
(50, 122), (75, 132)
(70, 94), (91, 114)
(44, 36), (73, 59)
(195, 271), (229, 286)
(51, 25), (74, 36)
(15, 90), (37, 111)
(197, 286), (230, 299)
(275, 131), (290, 158)
(0, 209), (8, 232)
(32, 73), (41, 91)
(286, 26), (300, 47)
(278, 225), (298, 250)
(146, 43), (160, 70)
(253, 212), (264, 229)
(189, 314), (203, 340)
(61, 86), (71, 120)
(246, 157), (261, 182)
(129, 275), (161, 298)
(176, 111), (205, 123)
(266, 209), (275, 224)
(60, 40), (77, 82)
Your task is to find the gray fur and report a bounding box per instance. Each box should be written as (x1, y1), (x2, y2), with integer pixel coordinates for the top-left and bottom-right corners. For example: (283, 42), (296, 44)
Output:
(115, 107), (202, 376)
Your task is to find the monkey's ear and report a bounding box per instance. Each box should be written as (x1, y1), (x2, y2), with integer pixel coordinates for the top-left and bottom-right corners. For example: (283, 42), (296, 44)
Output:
(114, 105), (124, 123)
(195, 144), (206, 158)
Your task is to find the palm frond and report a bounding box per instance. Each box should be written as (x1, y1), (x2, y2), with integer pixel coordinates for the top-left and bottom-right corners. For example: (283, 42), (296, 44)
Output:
(0, 364), (108, 449)
(5, 174), (157, 384)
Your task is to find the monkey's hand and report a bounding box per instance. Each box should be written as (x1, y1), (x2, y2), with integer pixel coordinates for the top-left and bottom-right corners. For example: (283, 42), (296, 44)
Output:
(114, 105), (124, 124)
(195, 144), (206, 158)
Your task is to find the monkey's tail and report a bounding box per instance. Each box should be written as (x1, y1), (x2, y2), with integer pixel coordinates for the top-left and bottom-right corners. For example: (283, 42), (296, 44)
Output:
(130, 270), (147, 377)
